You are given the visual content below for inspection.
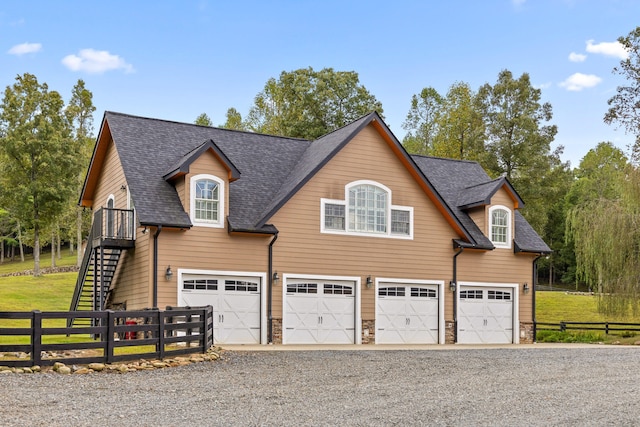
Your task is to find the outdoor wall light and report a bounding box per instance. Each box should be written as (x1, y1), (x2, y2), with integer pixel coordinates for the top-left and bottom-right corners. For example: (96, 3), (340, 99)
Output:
(120, 184), (127, 192)
(273, 271), (279, 284)
(165, 265), (173, 281)
(366, 276), (373, 288)
(523, 282), (530, 294)
(449, 280), (456, 292)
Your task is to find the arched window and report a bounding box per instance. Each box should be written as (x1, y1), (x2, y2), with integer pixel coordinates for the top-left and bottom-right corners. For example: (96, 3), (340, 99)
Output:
(489, 205), (511, 248)
(321, 180), (413, 239)
(348, 183), (387, 233)
(190, 174), (224, 228)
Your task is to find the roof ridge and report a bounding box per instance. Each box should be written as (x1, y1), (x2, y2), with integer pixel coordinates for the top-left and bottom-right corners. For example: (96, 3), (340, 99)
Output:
(104, 110), (309, 142)
(411, 154), (479, 164)
(311, 111), (378, 141)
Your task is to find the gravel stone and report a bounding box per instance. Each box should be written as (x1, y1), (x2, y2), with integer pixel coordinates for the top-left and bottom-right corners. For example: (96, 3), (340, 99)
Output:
(0, 346), (638, 426)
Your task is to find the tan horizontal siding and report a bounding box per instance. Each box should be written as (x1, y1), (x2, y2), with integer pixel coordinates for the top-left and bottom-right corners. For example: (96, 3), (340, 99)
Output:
(93, 138), (128, 210)
(270, 124), (459, 321)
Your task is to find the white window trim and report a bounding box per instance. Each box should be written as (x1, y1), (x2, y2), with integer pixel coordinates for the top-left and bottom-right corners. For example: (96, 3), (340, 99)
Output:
(190, 174), (225, 228)
(320, 180), (414, 240)
(488, 205), (512, 249)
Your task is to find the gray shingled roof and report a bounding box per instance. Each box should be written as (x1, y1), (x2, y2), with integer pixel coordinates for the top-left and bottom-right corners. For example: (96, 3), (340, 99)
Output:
(411, 155), (550, 253)
(104, 111), (310, 230)
(99, 111), (550, 253)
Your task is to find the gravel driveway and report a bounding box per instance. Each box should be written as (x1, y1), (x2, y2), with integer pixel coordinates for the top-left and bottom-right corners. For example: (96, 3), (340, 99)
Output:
(1, 345), (638, 426)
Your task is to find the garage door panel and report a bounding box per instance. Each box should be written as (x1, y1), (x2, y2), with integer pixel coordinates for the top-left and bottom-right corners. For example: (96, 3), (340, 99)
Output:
(179, 275), (261, 345)
(459, 287), (513, 344)
(285, 279), (355, 344)
(376, 284), (439, 345)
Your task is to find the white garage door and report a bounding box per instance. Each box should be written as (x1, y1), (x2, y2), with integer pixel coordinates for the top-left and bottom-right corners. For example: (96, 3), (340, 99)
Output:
(179, 275), (261, 344)
(376, 284), (439, 344)
(284, 279), (356, 344)
(458, 287), (513, 344)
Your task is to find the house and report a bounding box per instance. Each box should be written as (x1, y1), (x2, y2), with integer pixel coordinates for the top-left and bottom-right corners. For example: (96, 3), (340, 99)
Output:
(74, 111), (550, 345)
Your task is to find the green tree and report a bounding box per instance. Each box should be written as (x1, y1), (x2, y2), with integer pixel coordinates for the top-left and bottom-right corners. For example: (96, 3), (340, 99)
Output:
(561, 142), (628, 287)
(431, 82), (485, 161)
(604, 26), (640, 158)
(243, 67), (383, 139)
(567, 165), (640, 316)
(65, 79), (95, 266)
(220, 108), (245, 130)
(401, 87), (443, 155)
(476, 69), (559, 233)
(194, 113), (213, 127)
(0, 73), (80, 276)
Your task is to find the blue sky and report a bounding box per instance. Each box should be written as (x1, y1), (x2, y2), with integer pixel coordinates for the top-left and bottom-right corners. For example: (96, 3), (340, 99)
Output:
(1, 0), (638, 167)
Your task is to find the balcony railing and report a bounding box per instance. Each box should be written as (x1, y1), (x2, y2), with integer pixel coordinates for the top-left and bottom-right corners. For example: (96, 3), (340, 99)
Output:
(92, 208), (135, 247)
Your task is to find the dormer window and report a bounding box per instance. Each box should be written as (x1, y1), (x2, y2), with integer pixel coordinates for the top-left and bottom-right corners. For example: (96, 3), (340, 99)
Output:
(321, 180), (413, 239)
(190, 174), (224, 228)
(489, 205), (511, 248)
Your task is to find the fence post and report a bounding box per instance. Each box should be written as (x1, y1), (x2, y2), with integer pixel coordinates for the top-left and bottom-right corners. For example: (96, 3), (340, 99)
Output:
(106, 310), (115, 364)
(158, 310), (165, 360)
(32, 310), (42, 366)
(165, 306), (173, 338)
(605, 322), (609, 335)
(206, 305), (214, 349)
(560, 322), (566, 332)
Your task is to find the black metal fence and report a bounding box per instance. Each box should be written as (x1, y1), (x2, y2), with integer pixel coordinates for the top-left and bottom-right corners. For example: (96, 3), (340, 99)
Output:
(537, 321), (640, 335)
(0, 306), (213, 368)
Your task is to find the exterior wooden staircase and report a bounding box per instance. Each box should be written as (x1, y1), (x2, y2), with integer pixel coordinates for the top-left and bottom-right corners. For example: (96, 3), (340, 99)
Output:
(68, 208), (135, 327)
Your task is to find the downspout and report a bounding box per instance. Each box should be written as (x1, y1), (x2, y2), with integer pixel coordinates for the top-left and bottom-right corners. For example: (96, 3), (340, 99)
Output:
(267, 232), (279, 344)
(452, 247), (464, 343)
(532, 254), (543, 343)
(153, 225), (163, 309)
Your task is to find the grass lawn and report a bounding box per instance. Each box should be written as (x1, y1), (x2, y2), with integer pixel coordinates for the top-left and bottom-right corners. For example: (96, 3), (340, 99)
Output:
(536, 291), (640, 344)
(0, 250), (78, 275)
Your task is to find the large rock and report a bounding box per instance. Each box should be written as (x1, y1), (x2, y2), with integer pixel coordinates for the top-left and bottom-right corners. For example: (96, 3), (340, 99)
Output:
(88, 363), (105, 372)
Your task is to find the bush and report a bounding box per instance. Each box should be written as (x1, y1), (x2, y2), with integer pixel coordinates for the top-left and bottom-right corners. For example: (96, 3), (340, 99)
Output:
(536, 330), (604, 343)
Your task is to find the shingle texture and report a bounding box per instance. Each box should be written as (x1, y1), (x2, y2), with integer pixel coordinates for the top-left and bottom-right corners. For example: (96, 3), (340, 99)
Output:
(99, 111), (550, 253)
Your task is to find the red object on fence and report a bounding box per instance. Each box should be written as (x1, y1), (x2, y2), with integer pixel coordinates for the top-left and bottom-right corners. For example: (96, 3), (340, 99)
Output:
(125, 320), (136, 340)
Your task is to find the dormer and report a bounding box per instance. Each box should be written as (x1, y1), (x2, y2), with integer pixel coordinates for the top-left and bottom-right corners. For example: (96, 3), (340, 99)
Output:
(456, 176), (524, 250)
(163, 139), (241, 229)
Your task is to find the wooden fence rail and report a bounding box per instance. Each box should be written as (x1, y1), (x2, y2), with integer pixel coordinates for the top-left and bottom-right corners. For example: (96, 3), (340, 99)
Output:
(0, 306), (214, 368)
(536, 321), (640, 335)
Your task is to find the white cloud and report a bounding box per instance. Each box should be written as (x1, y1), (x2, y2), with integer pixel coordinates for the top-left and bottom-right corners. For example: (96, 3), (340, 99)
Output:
(8, 42), (42, 55)
(586, 39), (628, 60)
(62, 48), (134, 74)
(568, 52), (586, 62)
(559, 73), (602, 91)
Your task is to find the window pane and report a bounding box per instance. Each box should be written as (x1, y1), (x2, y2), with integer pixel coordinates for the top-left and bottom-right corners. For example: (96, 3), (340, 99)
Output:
(325, 203), (345, 230)
(491, 209), (508, 243)
(348, 184), (387, 233)
(391, 209), (410, 235)
(195, 179), (219, 222)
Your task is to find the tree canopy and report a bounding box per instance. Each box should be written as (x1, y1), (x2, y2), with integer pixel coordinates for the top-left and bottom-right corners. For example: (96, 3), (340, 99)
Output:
(0, 73), (89, 274)
(604, 26), (640, 158)
(237, 67), (383, 140)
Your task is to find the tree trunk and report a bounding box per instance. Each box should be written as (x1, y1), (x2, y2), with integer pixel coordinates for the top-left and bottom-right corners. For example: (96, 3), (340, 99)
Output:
(0, 239), (3, 264)
(56, 225), (61, 259)
(33, 222), (40, 277)
(77, 208), (82, 267)
(17, 221), (24, 262)
(51, 232), (56, 268)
